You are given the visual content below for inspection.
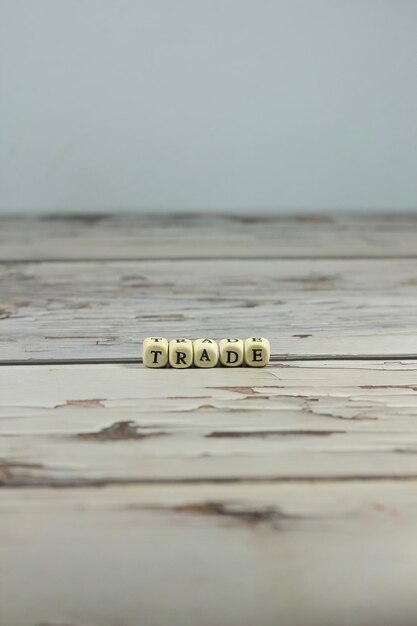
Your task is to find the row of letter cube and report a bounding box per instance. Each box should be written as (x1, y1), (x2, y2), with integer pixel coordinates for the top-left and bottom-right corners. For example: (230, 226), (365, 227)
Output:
(143, 337), (270, 368)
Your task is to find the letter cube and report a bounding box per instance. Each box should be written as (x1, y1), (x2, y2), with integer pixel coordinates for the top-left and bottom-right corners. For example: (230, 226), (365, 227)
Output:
(244, 337), (270, 367)
(219, 338), (244, 367)
(193, 338), (219, 368)
(143, 337), (169, 368)
(169, 338), (193, 368)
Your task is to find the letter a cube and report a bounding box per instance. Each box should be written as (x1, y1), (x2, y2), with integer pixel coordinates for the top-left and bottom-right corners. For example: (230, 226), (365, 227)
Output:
(193, 338), (219, 367)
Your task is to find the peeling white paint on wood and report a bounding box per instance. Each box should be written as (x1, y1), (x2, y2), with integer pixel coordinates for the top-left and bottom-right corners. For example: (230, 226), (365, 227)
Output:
(1, 362), (417, 485)
(3, 258), (417, 360)
(2, 214), (417, 626)
(1, 482), (417, 626)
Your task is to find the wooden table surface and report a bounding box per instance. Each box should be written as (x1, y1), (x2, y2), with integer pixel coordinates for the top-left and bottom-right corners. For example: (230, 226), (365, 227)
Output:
(1, 213), (417, 626)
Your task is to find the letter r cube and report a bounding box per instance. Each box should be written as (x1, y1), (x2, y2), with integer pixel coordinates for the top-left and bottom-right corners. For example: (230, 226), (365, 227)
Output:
(169, 338), (194, 368)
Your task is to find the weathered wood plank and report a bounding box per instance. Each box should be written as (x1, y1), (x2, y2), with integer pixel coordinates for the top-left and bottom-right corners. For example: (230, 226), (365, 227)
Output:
(1, 361), (417, 486)
(1, 213), (417, 260)
(2, 258), (417, 360)
(2, 213), (416, 626)
(1, 481), (417, 626)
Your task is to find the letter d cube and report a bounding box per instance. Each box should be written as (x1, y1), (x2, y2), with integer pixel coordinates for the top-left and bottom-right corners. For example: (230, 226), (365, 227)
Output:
(219, 338), (244, 367)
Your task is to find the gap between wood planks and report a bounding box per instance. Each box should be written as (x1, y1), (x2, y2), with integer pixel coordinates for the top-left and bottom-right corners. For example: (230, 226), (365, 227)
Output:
(4, 474), (417, 489)
(2, 354), (417, 366)
(3, 255), (417, 264)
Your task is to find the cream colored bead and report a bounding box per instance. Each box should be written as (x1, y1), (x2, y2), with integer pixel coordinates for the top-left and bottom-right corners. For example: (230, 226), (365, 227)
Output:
(244, 337), (270, 367)
(219, 338), (244, 367)
(143, 337), (169, 368)
(169, 338), (193, 368)
(193, 338), (219, 368)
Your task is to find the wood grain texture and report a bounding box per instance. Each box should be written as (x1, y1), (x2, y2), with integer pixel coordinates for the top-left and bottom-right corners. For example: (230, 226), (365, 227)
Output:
(2, 213), (417, 626)
(1, 481), (417, 626)
(1, 361), (417, 486)
(1, 212), (417, 260)
(2, 258), (417, 361)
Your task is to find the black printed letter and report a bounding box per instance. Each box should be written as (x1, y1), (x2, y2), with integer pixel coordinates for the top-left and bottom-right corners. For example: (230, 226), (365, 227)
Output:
(150, 350), (162, 364)
(200, 349), (210, 362)
(176, 351), (187, 365)
(252, 349), (262, 362)
(226, 350), (239, 364)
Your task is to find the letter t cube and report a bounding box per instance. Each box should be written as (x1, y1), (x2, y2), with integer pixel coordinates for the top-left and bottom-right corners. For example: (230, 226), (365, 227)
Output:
(143, 337), (169, 368)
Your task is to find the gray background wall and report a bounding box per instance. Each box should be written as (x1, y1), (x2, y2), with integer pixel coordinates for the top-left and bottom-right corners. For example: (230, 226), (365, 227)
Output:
(1, 0), (416, 214)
